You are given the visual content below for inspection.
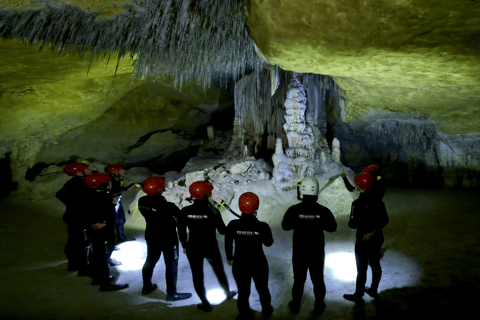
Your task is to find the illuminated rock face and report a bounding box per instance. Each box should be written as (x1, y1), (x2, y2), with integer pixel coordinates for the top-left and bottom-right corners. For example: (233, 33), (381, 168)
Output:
(248, 0), (480, 135)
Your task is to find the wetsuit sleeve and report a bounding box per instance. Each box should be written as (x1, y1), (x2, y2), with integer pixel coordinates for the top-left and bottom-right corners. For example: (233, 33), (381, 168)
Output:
(373, 202), (389, 231)
(342, 176), (356, 192)
(322, 207), (338, 232)
(348, 202), (358, 229)
(262, 223), (274, 247)
(225, 222), (235, 261)
(214, 211), (227, 235)
(281, 206), (297, 231)
(177, 208), (188, 250)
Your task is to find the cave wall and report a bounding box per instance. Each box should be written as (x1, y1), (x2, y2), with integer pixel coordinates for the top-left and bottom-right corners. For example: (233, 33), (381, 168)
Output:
(232, 66), (480, 190)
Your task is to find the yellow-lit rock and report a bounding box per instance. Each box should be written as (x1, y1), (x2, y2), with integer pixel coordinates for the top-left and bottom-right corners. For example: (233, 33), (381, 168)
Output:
(0, 39), (145, 140)
(248, 0), (480, 134)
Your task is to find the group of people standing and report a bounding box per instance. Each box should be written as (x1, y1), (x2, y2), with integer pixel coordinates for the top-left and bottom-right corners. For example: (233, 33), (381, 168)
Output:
(56, 163), (135, 291)
(57, 162), (388, 320)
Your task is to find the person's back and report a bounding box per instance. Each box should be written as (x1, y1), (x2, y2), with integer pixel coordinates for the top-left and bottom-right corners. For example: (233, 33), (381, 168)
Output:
(349, 193), (388, 242)
(57, 176), (90, 225)
(138, 194), (179, 247)
(86, 188), (116, 242)
(282, 196), (337, 250)
(179, 199), (225, 251)
(226, 214), (273, 260)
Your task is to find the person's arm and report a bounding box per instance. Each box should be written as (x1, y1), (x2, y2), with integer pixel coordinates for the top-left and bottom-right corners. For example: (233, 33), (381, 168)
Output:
(322, 207), (338, 232)
(262, 223), (274, 247)
(342, 176), (356, 192)
(215, 211), (227, 235)
(281, 207), (296, 231)
(225, 222), (235, 261)
(348, 202), (358, 229)
(177, 209), (188, 250)
(373, 202), (389, 230)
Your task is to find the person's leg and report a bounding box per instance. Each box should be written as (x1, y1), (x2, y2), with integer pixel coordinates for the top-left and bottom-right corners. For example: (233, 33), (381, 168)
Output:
(354, 243), (368, 297)
(252, 257), (273, 317)
(367, 238), (384, 294)
(142, 242), (162, 288)
(291, 249), (309, 307)
(206, 248), (231, 296)
(309, 249), (326, 310)
(65, 225), (84, 270)
(163, 246), (179, 296)
(233, 262), (253, 317)
(187, 252), (209, 305)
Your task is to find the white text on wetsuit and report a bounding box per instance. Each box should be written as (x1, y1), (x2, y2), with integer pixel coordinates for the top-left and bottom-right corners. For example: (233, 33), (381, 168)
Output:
(237, 231), (260, 236)
(299, 214), (320, 220)
(187, 215), (208, 219)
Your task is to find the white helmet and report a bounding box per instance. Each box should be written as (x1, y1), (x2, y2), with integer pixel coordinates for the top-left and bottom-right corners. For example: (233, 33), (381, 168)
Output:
(300, 177), (319, 196)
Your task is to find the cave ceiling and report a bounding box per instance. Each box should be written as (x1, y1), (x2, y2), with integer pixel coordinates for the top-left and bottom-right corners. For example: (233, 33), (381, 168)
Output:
(0, 0), (479, 145)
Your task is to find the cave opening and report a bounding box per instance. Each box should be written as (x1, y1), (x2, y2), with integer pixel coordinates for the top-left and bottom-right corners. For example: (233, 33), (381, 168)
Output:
(0, 153), (18, 197)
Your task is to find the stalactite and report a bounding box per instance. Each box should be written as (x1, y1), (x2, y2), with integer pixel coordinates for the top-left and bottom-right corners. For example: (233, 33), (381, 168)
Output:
(0, 0), (265, 91)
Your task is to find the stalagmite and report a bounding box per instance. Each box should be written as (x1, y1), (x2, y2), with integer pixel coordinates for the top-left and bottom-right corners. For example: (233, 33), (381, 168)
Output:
(332, 138), (341, 163)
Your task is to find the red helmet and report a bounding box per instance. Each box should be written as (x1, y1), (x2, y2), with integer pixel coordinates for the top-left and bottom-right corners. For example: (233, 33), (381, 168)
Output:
(189, 181), (214, 199)
(63, 163), (90, 176)
(84, 173), (111, 189)
(363, 165), (380, 174)
(142, 176), (165, 196)
(105, 164), (123, 176)
(354, 173), (374, 190)
(238, 192), (259, 214)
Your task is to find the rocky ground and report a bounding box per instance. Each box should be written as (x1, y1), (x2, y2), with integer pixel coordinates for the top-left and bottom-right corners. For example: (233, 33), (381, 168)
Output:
(0, 183), (478, 320)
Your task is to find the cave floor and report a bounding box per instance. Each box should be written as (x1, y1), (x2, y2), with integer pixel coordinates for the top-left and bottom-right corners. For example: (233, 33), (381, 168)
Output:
(0, 186), (479, 320)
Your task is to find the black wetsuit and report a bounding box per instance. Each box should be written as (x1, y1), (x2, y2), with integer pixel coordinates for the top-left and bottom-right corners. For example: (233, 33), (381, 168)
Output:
(282, 195), (337, 306)
(225, 215), (274, 317)
(177, 198), (230, 306)
(342, 172), (386, 202)
(56, 176), (90, 272)
(138, 195), (180, 295)
(348, 193), (389, 296)
(86, 188), (116, 285)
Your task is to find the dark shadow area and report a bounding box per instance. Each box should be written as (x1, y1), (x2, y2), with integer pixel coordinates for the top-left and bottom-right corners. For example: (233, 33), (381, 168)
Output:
(326, 121), (334, 152)
(25, 162), (51, 181)
(126, 129), (191, 153)
(145, 145), (201, 174)
(0, 153), (17, 197)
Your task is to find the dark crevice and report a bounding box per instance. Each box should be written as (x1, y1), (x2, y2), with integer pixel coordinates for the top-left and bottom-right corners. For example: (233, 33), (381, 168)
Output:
(0, 153), (18, 197)
(125, 129), (191, 153)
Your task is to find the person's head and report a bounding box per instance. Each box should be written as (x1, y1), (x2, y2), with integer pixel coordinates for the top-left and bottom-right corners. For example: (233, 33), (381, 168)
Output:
(84, 173), (111, 189)
(189, 181), (214, 200)
(64, 163), (90, 177)
(105, 164), (124, 178)
(300, 177), (319, 200)
(354, 173), (373, 193)
(364, 165), (380, 177)
(239, 192), (259, 217)
(142, 176), (165, 196)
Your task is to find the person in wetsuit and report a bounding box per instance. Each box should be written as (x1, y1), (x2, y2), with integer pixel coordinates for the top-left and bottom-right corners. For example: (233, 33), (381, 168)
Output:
(282, 177), (337, 315)
(225, 192), (274, 320)
(104, 164), (137, 243)
(56, 162), (92, 275)
(138, 176), (192, 301)
(177, 181), (237, 312)
(84, 173), (129, 292)
(343, 172), (389, 303)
